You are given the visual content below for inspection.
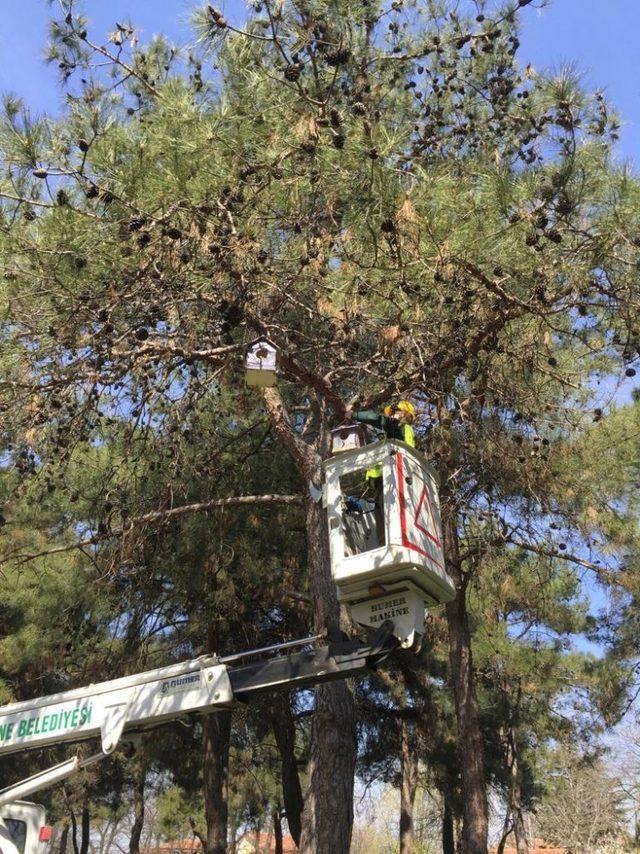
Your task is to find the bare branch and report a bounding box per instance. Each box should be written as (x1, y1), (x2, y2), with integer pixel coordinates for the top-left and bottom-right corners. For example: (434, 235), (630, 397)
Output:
(506, 536), (618, 583)
(1, 494), (302, 566)
(126, 493), (302, 528)
(262, 386), (318, 478)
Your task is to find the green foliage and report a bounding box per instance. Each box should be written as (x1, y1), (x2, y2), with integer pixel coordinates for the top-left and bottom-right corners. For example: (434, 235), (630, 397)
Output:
(0, 0), (639, 843)
(157, 785), (205, 841)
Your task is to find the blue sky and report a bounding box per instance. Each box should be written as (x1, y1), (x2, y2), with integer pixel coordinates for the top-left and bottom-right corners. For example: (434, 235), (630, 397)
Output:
(1, 1), (639, 166)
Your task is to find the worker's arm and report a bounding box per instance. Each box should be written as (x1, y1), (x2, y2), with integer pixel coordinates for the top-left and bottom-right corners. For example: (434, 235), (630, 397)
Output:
(352, 411), (408, 442)
(352, 410), (386, 430)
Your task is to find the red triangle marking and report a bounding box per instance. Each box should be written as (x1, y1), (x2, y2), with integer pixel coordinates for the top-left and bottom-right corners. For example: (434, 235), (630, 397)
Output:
(414, 484), (441, 547)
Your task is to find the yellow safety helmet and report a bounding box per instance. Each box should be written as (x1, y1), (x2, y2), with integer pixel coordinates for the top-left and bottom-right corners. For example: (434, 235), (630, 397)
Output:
(398, 400), (416, 420)
(384, 400), (416, 421)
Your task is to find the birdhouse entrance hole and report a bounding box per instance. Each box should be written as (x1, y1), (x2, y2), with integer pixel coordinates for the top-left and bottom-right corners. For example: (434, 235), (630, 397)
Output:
(330, 423), (370, 454)
(245, 337), (278, 388)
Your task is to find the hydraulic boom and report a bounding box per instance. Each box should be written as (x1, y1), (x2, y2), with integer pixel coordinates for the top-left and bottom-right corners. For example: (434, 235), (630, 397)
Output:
(0, 625), (396, 806)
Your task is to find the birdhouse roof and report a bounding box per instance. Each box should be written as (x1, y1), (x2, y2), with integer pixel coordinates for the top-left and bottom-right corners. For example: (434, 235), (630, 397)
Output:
(247, 336), (277, 351)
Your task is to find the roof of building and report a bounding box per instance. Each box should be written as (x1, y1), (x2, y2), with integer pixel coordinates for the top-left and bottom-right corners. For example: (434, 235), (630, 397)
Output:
(141, 840), (201, 854)
(142, 831), (298, 854)
(238, 830), (298, 852)
(489, 839), (566, 854)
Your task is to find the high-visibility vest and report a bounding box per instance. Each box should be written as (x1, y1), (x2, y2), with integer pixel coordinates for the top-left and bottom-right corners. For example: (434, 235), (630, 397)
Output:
(366, 424), (415, 480)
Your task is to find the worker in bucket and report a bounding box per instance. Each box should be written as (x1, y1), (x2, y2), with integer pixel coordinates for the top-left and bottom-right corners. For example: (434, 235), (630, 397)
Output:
(344, 401), (417, 544)
(348, 400), (417, 458)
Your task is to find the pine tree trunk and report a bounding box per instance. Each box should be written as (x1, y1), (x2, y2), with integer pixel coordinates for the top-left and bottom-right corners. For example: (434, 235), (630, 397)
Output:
(442, 799), (456, 854)
(399, 718), (418, 854)
(298, 491), (356, 854)
(262, 392), (356, 852)
(443, 510), (488, 854)
(70, 805), (91, 854)
(80, 805), (90, 854)
(228, 813), (238, 854)
(128, 764), (146, 854)
(202, 711), (232, 854)
(56, 822), (70, 854)
(514, 810), (529, 854)
(273, 807), (284, 854)
(510, 747), (529, 854)
(496, 805), (512, 854)
(201, 546), (231, 854)
(270, 691), (304, 847)
(70, 810), (79, 854)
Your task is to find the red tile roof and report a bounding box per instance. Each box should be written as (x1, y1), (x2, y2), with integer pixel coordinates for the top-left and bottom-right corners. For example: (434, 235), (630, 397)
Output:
(489, 840), (566, 854)
(143, 831), (298, 854)
(239, 831), (298, 852)
(142, 841), (201, 853)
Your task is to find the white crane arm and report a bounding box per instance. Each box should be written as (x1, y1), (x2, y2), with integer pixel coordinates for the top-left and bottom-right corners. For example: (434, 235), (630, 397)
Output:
(0, 656), (233, 758)
(0, 754), (103, 810)
(0, 624), (397, 807)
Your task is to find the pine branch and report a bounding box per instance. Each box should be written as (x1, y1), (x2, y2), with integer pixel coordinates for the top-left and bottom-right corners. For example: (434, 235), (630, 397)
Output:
(126, 493), (302, 527)
(506, 536), (616, 581)
(262, 386), (318, 478)
(1, 494), (302, 566)
(245, 302), (348, 421)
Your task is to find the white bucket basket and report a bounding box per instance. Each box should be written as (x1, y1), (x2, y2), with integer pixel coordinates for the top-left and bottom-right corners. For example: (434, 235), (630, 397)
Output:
(324, 441), (455, 647)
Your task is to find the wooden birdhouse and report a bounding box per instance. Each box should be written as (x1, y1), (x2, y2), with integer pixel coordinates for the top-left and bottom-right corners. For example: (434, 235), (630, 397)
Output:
(324, 440), (454, 648)
(245, 338), (278, 387)
(330, 423), (370, 455)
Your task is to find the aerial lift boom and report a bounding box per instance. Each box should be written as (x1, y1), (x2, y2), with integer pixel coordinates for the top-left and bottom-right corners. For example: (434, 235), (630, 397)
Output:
(0, 625), (396, 808)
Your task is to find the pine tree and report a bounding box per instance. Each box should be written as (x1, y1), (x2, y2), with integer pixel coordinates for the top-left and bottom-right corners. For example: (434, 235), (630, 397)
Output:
(1, 0), (639, 850)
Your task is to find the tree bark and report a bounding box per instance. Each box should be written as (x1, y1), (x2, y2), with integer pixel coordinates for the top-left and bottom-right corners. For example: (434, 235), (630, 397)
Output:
(399, 718), (418, 854)
(442, 798), (456, 854)
(298, 681), (355, 853)
(201, 541), (231, 854)
(443, 509), (488, 854)
(297, 489), (356, 854)
(202, 710), (232, 854)
(509, 739), (529, 854)
(56, 822), (69, 854)
(263, 390), (357, 854)
(80, 805), (90, 854)
(514, 813), (529, 854)
(270, 691), (304, 847)
(128, 763), (146, 854)
(69, 805), (90, 854)
(228, 812), (238, 854)
(70, 810), (78, 854)
(273, 807), (284, 854)
(496, 813), (513, 854)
